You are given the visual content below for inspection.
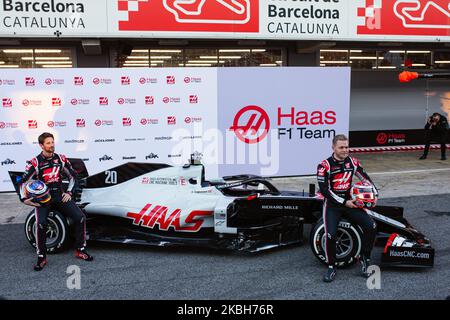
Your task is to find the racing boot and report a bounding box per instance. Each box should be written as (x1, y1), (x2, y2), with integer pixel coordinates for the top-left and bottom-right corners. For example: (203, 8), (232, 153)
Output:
(359, 255), (371, 278)
(323, 266), (337, 283)
(75, 247), (93, 261)
(34, 254), (47, 271)
(419, 155), (427, 160)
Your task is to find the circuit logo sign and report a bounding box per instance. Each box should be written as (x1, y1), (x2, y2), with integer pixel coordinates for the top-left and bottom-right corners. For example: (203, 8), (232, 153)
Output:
(71, 98), (90, 106)
(118, 0), (259, 33)
(357, 0), (450, 36)
(139, 77), (158, 84)
(93, 77), (112, 85)
(230, 105), (270, 144)
(22, 99), (42, 106)
(45, 78), (64, 85)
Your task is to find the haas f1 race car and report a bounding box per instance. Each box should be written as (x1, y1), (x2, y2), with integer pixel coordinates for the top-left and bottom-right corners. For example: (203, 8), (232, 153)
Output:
(9, 157), (434, 268)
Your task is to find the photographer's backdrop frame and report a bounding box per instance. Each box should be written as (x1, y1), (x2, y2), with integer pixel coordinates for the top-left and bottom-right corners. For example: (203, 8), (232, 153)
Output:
(0, 67), (350, 192)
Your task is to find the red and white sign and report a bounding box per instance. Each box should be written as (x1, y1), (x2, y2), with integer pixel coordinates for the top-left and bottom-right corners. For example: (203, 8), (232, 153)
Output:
(74, 77), (84, 86)
(122, 117), (132, 126)
(52, 98), (62, 107)
(166, 76), (176, 85)
(76, 119), (86, 128)
(118, 0), (259, 33)
(99, 97), (109, 105)
(167, 116), (177, 125)
(25, 77), (35, 86)
(357, 0), (450, 37)
(145, 96), (155, 105)
(121, 76), (131, 85)
(189, 95), (199, 104)
(229, 105), (271, 144)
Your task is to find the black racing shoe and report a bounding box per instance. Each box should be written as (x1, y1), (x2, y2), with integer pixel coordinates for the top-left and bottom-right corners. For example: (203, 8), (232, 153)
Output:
(419, 155), (427, 160)
(34, 255), (47, 271)
(323, 266), (337, 283)
(359, 256), (371, 278)
(441, 156), (447, 161)
(75, 248), (93, 261)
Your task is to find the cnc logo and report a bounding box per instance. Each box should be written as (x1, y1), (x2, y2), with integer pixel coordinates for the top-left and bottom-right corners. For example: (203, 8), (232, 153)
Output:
(230, 105), (270, 144)
(357, 0), (450, 37)
(118, 0), (259, 33)
(126, 203), (212, 232)
(117, 97), (136, 105)
(189, 95), (198, 104)
(45, 78), (52, 85)
(22, 99), (42, 107)
(167, 116), (176, 125)
(166, 75), (176, 84)
(52, 98), (62, 107)
(121, 76), (131, 85)
(145, 96), (154, 105)
(118, 98), (125, 105)
(99, 97), (109, 106)
(74, 76), (84, 86)
(25, 77), (35, 86)
(76, 119), (86, 128)
(2, 98), (12, 107)
(122, 117), (132, 126)
(28, 120), (38, 129)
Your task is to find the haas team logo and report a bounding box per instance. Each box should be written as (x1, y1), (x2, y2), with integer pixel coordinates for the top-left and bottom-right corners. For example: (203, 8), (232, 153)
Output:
(229, 105), (270, 144)
(117, 0), (259, 33)
(357, 0), (450, 36)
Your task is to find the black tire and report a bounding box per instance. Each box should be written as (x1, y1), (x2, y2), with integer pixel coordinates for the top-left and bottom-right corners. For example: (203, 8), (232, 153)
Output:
(309, 218), (362, 267)
(24, 209), (69, 254)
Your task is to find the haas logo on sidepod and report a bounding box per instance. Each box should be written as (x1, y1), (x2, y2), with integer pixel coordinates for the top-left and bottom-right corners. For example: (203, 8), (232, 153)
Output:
(118, 0), (259, 33)
(357, 0), (450, 36)
(127, 204), (212, 232)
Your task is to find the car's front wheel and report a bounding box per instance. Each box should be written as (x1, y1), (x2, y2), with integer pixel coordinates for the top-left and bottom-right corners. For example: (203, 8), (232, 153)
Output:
(309, 218), (362, 267)
(24, 210), (69, 254)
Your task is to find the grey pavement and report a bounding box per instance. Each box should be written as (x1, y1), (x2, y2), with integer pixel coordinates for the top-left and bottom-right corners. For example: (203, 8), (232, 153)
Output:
(0, 150), (449, 300)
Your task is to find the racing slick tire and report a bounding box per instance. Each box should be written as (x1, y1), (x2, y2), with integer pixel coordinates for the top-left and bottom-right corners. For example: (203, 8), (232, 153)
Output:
(309, 218), (362, 267)
(24, 210), (69, 254)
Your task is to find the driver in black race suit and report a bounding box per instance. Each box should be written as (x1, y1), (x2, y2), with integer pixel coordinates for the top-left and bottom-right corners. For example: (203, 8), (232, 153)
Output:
(317, 134), (378, 282)
(20, 132), (93, 271)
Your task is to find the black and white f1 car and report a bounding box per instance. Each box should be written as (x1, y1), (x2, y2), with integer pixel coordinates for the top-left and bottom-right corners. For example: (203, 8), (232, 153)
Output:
(9, 156), (434, 268)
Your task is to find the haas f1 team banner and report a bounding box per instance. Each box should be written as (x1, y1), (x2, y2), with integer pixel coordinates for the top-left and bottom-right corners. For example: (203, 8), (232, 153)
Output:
(0, 67), (349, 191)
(0, 0), (448, 41)
(217, 68), (350, 177)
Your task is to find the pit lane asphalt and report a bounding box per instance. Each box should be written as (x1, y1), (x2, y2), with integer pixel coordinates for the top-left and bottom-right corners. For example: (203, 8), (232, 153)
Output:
(0, 151), (449, 300)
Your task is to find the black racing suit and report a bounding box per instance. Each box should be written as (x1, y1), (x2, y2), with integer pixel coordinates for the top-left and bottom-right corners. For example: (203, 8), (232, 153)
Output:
(317, 155), (378, 266)
(20, 152), (87, 256)
(423, 115), (449, 158)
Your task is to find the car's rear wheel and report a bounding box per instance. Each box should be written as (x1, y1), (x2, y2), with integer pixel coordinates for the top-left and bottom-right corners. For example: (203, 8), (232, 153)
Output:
(309, 218), (362, 267)
(24, 210), (69, 254)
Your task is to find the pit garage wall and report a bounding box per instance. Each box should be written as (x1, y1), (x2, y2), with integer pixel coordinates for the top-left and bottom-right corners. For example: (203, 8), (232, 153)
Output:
(349, 71), (450, 148)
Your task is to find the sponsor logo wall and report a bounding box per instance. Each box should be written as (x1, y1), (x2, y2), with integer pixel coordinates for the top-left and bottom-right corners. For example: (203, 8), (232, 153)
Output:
(0, 68), (217, 192)
(0, 0), (448, 41)
(0, 67), (350, 191)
